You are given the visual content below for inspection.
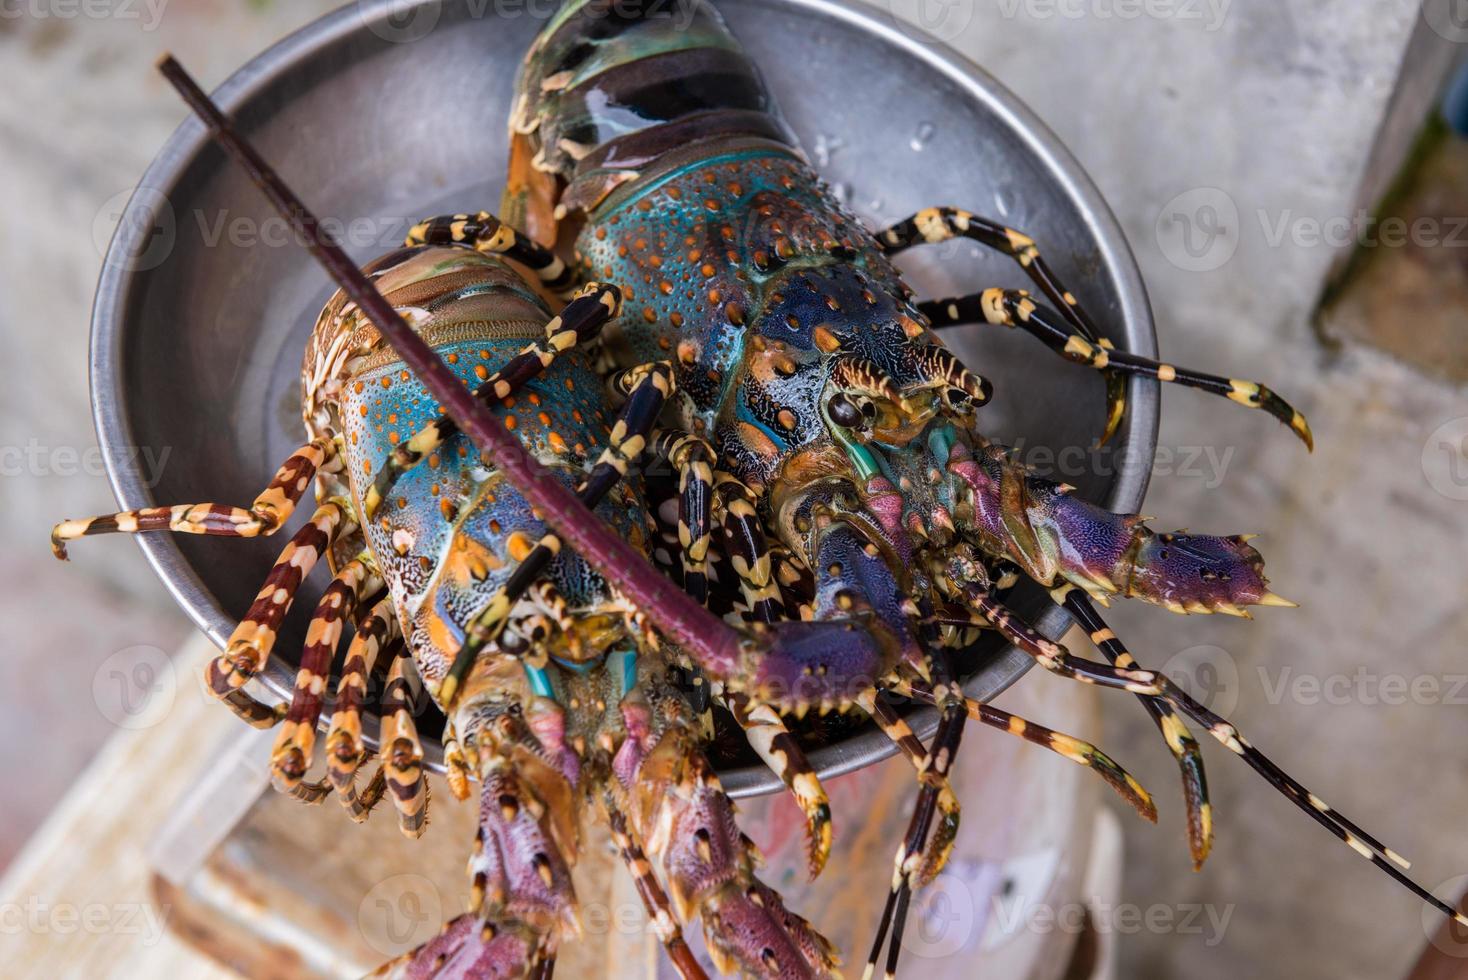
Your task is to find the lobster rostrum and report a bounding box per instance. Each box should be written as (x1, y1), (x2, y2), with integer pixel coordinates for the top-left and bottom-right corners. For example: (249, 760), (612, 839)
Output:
(343, 0), (1458, 973)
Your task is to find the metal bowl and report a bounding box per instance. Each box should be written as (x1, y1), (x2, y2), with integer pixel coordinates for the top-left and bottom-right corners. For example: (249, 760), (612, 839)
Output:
(92, 0), (1157, 796)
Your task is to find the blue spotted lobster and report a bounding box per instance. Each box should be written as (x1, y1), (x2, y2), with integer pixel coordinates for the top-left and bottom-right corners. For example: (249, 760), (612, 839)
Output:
(49, 6), (1465, 978)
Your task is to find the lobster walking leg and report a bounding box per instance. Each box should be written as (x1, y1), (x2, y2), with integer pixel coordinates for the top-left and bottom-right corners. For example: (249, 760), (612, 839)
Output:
(599, 787), (708, 980)
(959, 583), (1468, 927)
(324, 593), (400, 821)
(714, 473), (785, 624)
(364, 279), (624, 517)
(1049, 583), (1212, 867)
(210, 502), (349, 727)
(924, 288), (1314, 449)
(721, 688), (833, 878)
(270, 557), (375, 797)
(875, 206), (1130, 438)
(437, 361), (678, 706)
(863, 649), (967, 980)
(890, 678), (1156, 820)
(49, 438), (329, 559)
(380, 637), (430, 838)
(651, 431), (717, 608)
(407, 211), (576, 296)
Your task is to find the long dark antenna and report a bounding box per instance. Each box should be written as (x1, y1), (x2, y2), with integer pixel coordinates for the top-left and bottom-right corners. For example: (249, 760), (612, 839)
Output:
(156, 55), (743, 702)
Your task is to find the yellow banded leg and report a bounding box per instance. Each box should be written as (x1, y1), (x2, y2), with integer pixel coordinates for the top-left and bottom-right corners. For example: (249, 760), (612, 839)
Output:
(877, 206), (1130, 440)
(205, 502), (348, 728)
(713, 473), (784, 623)
(945, 288), (1312, 450)
(380, 639), (429, 838)
(324, 593), (400, 821)
(271, 558), (374, 797)
(50, 439), (329, 559)
(721, 688), (832, 877)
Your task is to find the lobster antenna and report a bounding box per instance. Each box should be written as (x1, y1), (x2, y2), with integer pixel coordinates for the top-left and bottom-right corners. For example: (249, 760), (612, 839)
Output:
(155, 55), (743, 700)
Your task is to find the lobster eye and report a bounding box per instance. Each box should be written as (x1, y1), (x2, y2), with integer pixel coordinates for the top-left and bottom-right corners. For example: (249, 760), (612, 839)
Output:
(827, 393), (863, 427)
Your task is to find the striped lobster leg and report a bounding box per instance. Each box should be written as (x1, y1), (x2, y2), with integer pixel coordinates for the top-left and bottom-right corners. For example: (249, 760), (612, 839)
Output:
(720, 687), (833, 879)
(651, 431), (717, 609)
(323, 593), (401, 821)
(407, 211), (576, 296)
(49, 440), (342, 726)
(214, 502), (349, 727)
(379, 637), (430, 838)
(889, 678), (1157, 822)
(362, 279), (624, 519)
(1050, 583), (1212, 868)
(713, 473), (785, 624)
(49, 438), (330, 559)
(599, 784), (708, 980)
(923, 287), (1314, 449)
(955, 580), (1468, 931)
(270, 557), (376, 798)
(875, 207), (1132, 441)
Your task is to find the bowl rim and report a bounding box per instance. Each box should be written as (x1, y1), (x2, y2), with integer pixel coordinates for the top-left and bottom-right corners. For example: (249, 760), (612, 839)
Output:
(91, 0), (1158, 797)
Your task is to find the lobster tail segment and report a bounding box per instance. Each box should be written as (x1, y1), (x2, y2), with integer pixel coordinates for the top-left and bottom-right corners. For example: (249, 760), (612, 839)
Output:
(509, 0), (798, 232)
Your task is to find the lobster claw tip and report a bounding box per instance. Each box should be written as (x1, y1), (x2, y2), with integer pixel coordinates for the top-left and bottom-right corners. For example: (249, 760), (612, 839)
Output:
(1256, 592), (1299, 609)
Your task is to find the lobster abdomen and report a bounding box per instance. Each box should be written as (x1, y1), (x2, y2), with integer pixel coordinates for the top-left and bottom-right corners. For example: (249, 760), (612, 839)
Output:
(512, 0), (797, 221)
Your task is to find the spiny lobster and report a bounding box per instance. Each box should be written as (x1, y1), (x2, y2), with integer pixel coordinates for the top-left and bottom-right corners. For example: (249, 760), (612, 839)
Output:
(371, 0), (1452, 974)
(49, 6), (1463, 978)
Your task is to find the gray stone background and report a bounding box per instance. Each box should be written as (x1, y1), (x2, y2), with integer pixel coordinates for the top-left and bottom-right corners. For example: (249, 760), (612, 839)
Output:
(2, 1), (1466, 978)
